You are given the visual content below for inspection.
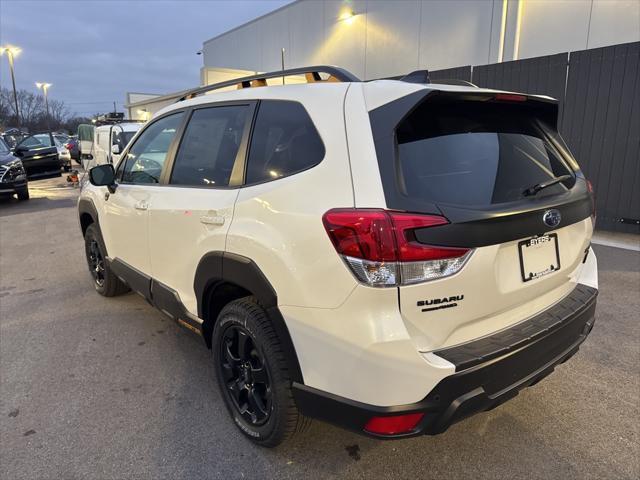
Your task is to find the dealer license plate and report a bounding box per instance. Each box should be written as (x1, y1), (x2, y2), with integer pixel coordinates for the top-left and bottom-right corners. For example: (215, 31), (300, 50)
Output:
(518, 233), (561, 282)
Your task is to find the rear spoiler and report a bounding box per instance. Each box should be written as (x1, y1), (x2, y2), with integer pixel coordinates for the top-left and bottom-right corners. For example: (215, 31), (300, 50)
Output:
(422, 89), (560, 130)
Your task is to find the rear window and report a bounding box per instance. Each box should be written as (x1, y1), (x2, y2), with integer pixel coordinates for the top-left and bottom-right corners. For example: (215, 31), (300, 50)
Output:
(396, 99), (575, 206)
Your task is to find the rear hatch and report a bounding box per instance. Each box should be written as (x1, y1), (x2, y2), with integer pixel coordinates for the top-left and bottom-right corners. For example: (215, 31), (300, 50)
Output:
(368, 89), (595, 352)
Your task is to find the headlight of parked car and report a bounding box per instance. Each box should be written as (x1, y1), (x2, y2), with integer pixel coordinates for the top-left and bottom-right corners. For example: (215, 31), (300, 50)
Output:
(0, 160), (27, 183)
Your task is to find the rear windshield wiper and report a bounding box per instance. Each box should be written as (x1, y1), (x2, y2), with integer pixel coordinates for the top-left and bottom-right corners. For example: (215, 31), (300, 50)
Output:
(523, 174), (572, 197)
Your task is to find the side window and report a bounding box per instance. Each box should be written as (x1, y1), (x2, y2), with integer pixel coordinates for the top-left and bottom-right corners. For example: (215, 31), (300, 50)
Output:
(120, 112), (184, 184)
(245, 101), (324, 184)
(170, 105), (249, 187)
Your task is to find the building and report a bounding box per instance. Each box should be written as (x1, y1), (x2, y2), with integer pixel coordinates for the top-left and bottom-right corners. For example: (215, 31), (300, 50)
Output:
(124, 0), (639, 231)
(126, 0), (640, 117)
(200, 0), (639, 80)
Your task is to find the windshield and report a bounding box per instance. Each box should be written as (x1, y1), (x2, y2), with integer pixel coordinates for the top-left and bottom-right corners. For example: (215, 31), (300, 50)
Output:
(396, 99), (575, 206)
(19, 133), (54, 148)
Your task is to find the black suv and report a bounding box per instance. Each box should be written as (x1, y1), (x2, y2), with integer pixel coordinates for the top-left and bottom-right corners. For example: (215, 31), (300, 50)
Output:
(0, 137), (29, 200)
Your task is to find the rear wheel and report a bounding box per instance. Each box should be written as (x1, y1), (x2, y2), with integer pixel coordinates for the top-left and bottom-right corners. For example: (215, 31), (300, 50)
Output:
(213, 297), (308, 447)
(16, 188), (29, 201)
(84, 224), (129, 297)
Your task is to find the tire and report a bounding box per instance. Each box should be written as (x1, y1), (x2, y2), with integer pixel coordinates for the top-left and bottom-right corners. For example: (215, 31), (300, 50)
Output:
(213, 297), (308, 447)
(84, 223), (129, 297)
(16, 189), (29, 201)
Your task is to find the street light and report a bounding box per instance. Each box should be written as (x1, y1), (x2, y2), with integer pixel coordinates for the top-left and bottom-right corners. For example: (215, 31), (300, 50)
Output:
(35, 82), (52, 130)
(0, 45), (22, 129)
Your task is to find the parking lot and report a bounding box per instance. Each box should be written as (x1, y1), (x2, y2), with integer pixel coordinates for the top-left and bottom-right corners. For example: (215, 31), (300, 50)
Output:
(0, 176), (638, 480)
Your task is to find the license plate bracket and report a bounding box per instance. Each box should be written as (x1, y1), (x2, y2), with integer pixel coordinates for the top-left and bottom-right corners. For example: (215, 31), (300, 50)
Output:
(518, 233), (561, 282)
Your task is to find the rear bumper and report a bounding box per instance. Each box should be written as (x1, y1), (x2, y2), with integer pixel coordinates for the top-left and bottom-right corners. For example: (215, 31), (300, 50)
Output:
(292, 284), (597, 438)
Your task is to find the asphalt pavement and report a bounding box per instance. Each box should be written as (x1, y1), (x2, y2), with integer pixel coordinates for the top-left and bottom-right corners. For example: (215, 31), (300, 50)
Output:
(1, 176), (638, 479)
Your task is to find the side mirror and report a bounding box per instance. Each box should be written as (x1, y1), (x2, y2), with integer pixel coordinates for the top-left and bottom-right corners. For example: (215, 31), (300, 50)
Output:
(13, 145), (26, 156)
(89, 164), (117, 193)
(111, 144), (121, 155)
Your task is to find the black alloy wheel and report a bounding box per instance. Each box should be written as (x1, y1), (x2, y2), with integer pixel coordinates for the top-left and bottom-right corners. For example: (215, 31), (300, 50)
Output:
(219, 325), (273, 426)
(87, 238), (105, 287)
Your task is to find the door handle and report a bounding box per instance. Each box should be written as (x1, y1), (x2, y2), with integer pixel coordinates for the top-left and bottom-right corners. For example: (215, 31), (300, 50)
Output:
(134, 200), (148, 211)
(200, 215), (225, 226)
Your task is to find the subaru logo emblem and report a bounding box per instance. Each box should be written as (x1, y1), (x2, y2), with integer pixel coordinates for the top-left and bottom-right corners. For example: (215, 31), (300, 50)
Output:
(543, 209), (561, 228)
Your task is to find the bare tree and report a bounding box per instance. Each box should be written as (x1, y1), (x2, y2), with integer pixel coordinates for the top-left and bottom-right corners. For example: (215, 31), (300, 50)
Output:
(0, 87), (72, 132)
(18, 90), (45, 127)
(47, 98), (70, 126)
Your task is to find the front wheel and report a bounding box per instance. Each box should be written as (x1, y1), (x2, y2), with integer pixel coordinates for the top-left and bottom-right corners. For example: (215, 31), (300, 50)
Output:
(213, 298), (308, 447)
(84, 224), (129, 297)
(16, 188), (29, 201)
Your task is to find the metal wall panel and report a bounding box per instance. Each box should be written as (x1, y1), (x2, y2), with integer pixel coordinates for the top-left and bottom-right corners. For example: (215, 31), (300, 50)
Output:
(429, 66), (472, 82)
(469, 43), (639, 232)
(562, 42), (639, 232)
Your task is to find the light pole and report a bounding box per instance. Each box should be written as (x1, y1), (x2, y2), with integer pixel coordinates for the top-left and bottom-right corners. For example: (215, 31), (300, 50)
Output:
(0, 45), (22, 129)
(36, 82), (52, 130)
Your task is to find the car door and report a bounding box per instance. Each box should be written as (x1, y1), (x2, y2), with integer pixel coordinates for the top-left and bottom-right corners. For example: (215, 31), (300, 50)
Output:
(100, 112), (186, 296)
(14, 133), (60, 179)
(147, 102), (255, 317)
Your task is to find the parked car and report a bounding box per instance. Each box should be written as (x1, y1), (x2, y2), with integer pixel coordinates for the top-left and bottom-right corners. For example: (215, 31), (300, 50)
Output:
(78, 66), (598, 447)
(1, 129), (27, 149)
(92, 122), (142, 166)
(64, 136), (80, 163)
(13, 132), (62, 179)
(0, 137), (28, 200)
(54, 133), (69, 144)
(54, 137), (72, 171)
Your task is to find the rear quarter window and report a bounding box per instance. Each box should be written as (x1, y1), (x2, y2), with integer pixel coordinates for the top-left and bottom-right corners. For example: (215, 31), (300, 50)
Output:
(245, 100), (324, 184)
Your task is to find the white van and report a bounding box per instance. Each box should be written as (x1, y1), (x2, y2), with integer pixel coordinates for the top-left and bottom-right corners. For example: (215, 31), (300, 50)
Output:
(77, 124), (95, 161)
(93, 122), (142, 165)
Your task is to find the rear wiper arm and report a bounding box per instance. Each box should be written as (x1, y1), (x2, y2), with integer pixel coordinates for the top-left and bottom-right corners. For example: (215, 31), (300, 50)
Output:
(523, 174), (572, 197)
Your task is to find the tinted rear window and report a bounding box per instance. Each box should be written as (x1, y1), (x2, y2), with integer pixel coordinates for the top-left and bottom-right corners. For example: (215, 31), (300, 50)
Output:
(396, 100), (574, 206)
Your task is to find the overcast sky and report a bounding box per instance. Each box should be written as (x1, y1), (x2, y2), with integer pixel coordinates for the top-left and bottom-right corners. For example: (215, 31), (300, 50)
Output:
(0, 0), (291, 116)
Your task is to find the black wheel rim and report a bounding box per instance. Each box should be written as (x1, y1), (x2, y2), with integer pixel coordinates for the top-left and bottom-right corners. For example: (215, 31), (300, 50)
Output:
(87, 239), (105, 287)
(219, 325), (272, 426)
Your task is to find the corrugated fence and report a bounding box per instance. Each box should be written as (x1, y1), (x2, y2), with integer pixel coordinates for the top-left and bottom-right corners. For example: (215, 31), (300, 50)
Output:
(430, 41), (639, 233)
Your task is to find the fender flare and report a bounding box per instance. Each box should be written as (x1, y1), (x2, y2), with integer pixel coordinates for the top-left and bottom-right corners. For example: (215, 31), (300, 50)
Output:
(195, 251), (304, 384)
(78, 197), (99, 235)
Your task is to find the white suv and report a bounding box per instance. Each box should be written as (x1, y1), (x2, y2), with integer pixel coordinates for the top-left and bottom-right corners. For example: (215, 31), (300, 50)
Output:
(79, 66), (598, 446)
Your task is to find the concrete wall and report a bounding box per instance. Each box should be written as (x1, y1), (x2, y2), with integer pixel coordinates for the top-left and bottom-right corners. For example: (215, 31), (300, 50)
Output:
(202, 0), (640, 80)
(517, 0), (640, 60)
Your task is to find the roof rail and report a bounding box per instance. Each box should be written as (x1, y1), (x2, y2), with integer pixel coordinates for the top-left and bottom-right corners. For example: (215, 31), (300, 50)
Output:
(177, 65), (360, 102)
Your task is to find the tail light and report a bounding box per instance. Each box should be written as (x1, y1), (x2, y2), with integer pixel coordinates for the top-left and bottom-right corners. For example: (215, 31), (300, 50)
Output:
(322, 209), (472, 287)
(364, 413), (424, 435)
